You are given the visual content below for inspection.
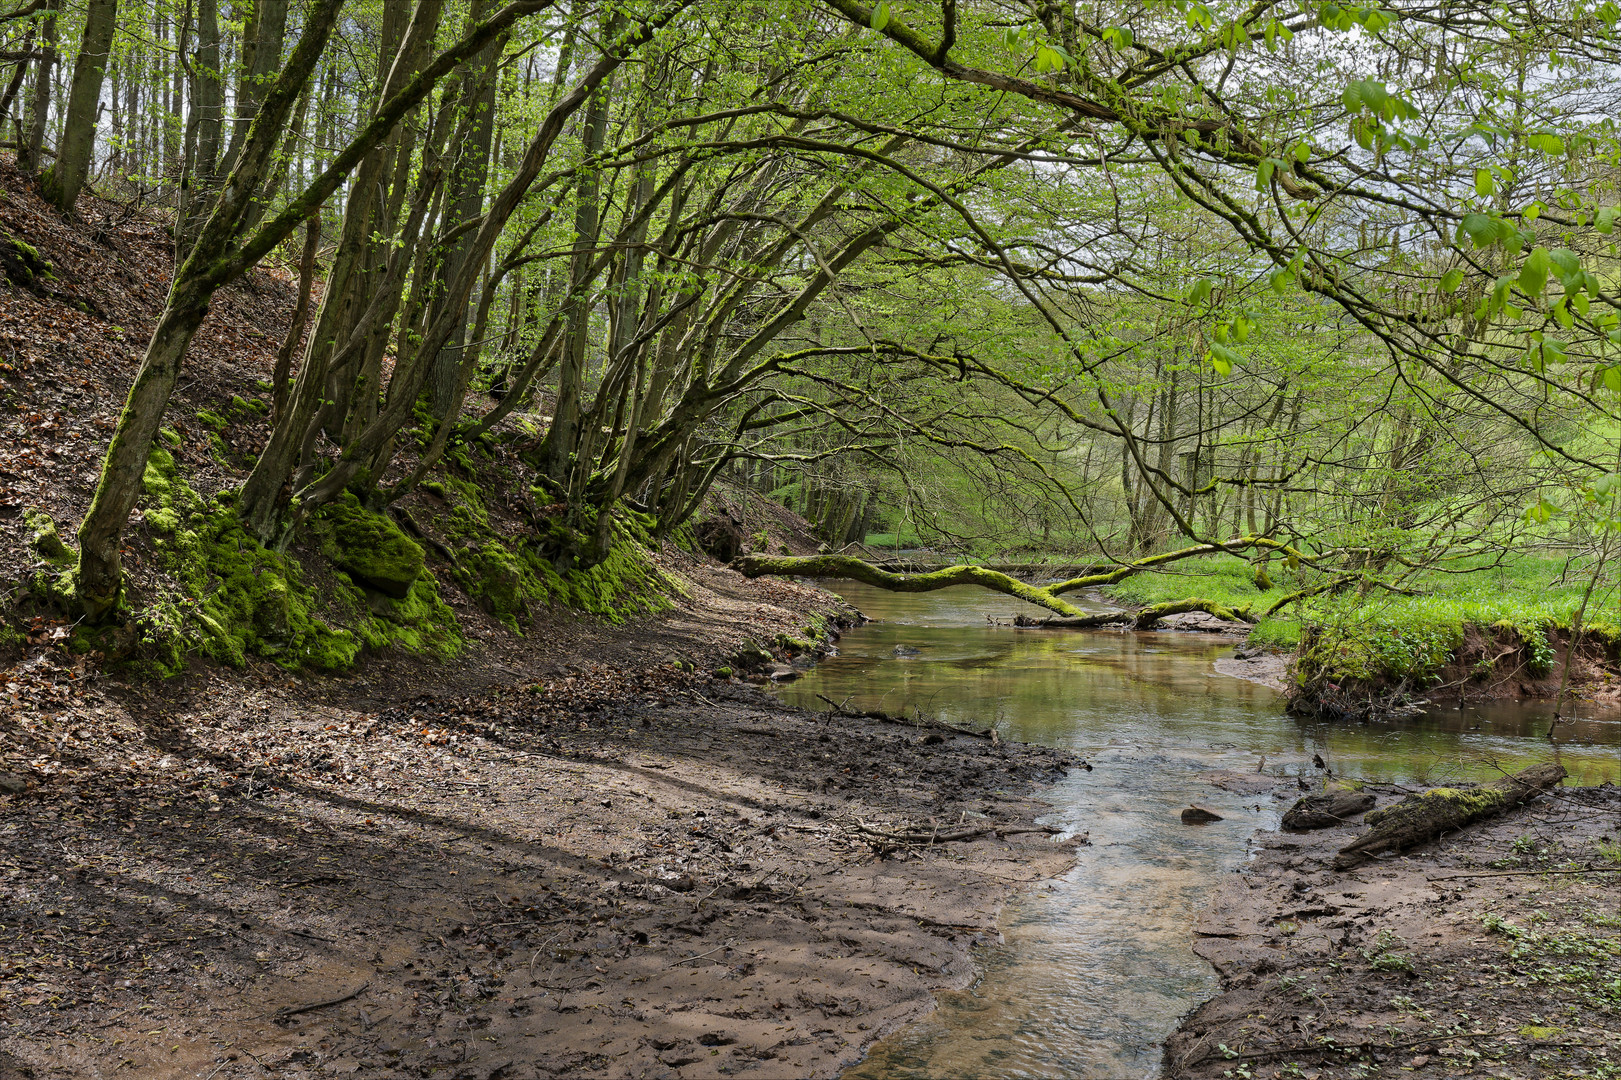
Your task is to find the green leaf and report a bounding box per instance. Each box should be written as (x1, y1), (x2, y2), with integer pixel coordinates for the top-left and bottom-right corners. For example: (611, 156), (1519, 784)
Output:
(1524, 497), (1558, 524)
(871, 1), (889, 31)
(1459, 213), (1496, 248)
(1599, 206), (1618, 235)
(1256, 158), (1276, 190)
(1207, 343), (1241, 376)
(1186, 278), (1214, 306)
(1518, 247), (1550, 297)
(1440, 268), (1465, 293)
(1474, 168), (1494, 197)
(1528, 131), (1566, 155)
(1604, 368), (1621, 394)
(1269, 268), (1293, 295)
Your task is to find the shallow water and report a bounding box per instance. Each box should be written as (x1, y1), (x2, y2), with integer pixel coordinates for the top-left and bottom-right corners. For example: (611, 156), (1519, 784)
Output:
(774, 581), (1621, 1080)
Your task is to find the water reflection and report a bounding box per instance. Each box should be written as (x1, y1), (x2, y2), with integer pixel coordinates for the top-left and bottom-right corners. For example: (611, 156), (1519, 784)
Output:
(773, 581), (1621, 1079)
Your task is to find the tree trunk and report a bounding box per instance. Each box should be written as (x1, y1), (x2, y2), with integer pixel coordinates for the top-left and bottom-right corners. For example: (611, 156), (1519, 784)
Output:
(74, 0), (348, 620)
(272, 212), (321, 425)
(41, 0), (118, 214)
(538, 34), (615, 487)
(17, 0), (58, 177)
(218, 0), (288, 175)
(0, 24), (37, 140)
(428, 0), (500, 417)
(1335, 763), (1567, 868)
(178, 0), (223, 259)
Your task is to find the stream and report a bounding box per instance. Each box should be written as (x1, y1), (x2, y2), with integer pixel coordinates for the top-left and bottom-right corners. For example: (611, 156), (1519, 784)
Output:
(772, 580), (1621, 1080)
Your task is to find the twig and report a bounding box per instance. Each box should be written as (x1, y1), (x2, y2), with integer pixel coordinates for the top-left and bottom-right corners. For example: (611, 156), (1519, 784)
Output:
(1213, 1027), (1516, 1065)
(849, 819), (1061, 844)
(1428, 865), (1621, 882)
(272, 980), (369, 1020)
(667, 940), (734, 968)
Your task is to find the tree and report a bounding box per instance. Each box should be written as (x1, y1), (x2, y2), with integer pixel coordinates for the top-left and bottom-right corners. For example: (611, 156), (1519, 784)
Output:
(41, 0), (117, 213)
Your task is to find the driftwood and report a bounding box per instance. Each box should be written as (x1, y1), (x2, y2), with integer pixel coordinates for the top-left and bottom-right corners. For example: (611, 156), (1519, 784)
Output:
(1282, 789), (1377, 831)
(849, 819), (1062, 844)
(1335, 762), (1566, 868)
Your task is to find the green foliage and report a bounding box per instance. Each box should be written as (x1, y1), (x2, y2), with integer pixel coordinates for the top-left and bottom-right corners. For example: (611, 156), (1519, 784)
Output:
(434, 481), (677, 631)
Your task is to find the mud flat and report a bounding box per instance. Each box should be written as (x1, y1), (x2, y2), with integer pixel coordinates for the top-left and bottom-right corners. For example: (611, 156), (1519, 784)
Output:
(1165, 777), (1621, 1079)
(0, 663), (1081, 1079)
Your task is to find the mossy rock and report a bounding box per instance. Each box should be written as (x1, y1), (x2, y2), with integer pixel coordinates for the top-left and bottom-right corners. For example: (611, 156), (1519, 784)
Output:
(315, 494), (425, 599)
(23, 507), (74, 567)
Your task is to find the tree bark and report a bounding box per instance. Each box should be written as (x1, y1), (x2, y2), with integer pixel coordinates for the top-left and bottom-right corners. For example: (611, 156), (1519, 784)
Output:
(1335, 763), (1567, 868)
(16, 0), (57, 176)
(40, 0), (117, 213)
(272, 212), (321, 425)
(427, 0), (501, 417)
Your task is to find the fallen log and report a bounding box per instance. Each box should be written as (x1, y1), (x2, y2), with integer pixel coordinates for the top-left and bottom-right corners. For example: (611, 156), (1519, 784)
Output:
(1334, 762), (1566, 868)
(1282, 789), (1377, 831)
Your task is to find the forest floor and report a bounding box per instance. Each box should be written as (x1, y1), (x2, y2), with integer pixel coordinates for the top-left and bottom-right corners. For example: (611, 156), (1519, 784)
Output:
(0, 564), (1081, 1080)
(1165, 779), (1621, 1080)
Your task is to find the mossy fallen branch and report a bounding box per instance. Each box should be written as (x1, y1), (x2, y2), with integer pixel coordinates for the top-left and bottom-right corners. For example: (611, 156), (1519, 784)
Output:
(734, 552), (1261, 626)
(733, 553), (1092, 617)
(1334, 762), (1566, 868)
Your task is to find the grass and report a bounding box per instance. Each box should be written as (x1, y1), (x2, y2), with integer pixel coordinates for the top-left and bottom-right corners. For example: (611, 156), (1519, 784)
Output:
(1099, 550), (1621, 684)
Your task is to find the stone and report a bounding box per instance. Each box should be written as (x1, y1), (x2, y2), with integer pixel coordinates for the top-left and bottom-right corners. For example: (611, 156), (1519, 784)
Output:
(0, 773), (28, 795)
(1182, 806), (1223, 824)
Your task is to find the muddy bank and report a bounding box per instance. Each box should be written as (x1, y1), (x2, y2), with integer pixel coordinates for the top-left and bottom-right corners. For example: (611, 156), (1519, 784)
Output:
(1166, 777), (1621, 1078)
(0, 648), (1081, 1079)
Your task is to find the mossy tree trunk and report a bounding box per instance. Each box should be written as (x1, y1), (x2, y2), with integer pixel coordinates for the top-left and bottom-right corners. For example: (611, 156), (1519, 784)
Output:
(1334, 763), (1567, 868)
(40, 0), (117, 214)
(733, 547), (1291, 621)
(73, 0), (351, 619)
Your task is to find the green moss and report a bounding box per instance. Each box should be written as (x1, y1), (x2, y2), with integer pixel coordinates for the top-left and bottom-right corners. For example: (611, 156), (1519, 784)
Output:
(118, 452), (462, 676)
(312, 493), (424, 598)
(22, 507), (74, 567)
(436, 484), (676, 631)
(1363, 785), (1504, 829)
(196, 409), (228, 431)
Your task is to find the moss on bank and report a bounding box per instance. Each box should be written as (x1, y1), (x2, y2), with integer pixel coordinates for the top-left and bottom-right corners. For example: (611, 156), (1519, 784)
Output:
(432, 480), (677, 633)
(54, 449), (684, 679)
(79, 447), (463, 677)
(1109, 552), (1621, 712)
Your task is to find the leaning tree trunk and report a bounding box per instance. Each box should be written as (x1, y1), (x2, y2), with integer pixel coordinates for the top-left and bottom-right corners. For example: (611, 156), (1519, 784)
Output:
(41, 0), (118, 214)
(1334, 763), (1567, 868)
(73, 0), (351, 620)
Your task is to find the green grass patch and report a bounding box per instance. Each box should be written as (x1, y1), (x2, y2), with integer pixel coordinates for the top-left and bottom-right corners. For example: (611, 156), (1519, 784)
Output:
(1100, 551), (1620, 688)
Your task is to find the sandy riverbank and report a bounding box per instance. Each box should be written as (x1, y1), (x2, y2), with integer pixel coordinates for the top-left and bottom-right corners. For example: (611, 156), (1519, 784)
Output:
(1, 565), (1084, 1079)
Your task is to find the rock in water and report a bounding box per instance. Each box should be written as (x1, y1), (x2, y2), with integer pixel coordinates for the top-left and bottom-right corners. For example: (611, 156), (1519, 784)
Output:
(1281, 790), (1376, 831)
(1181, 806), (1223, 824)
(892, 644), (923, 657)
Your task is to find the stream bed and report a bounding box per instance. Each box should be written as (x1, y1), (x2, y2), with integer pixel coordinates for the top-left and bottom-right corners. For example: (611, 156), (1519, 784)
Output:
(773, 580), (1621, 1080)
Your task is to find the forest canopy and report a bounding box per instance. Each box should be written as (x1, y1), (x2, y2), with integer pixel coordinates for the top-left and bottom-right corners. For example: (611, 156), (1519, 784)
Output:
(1, 0), (1618, 618)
